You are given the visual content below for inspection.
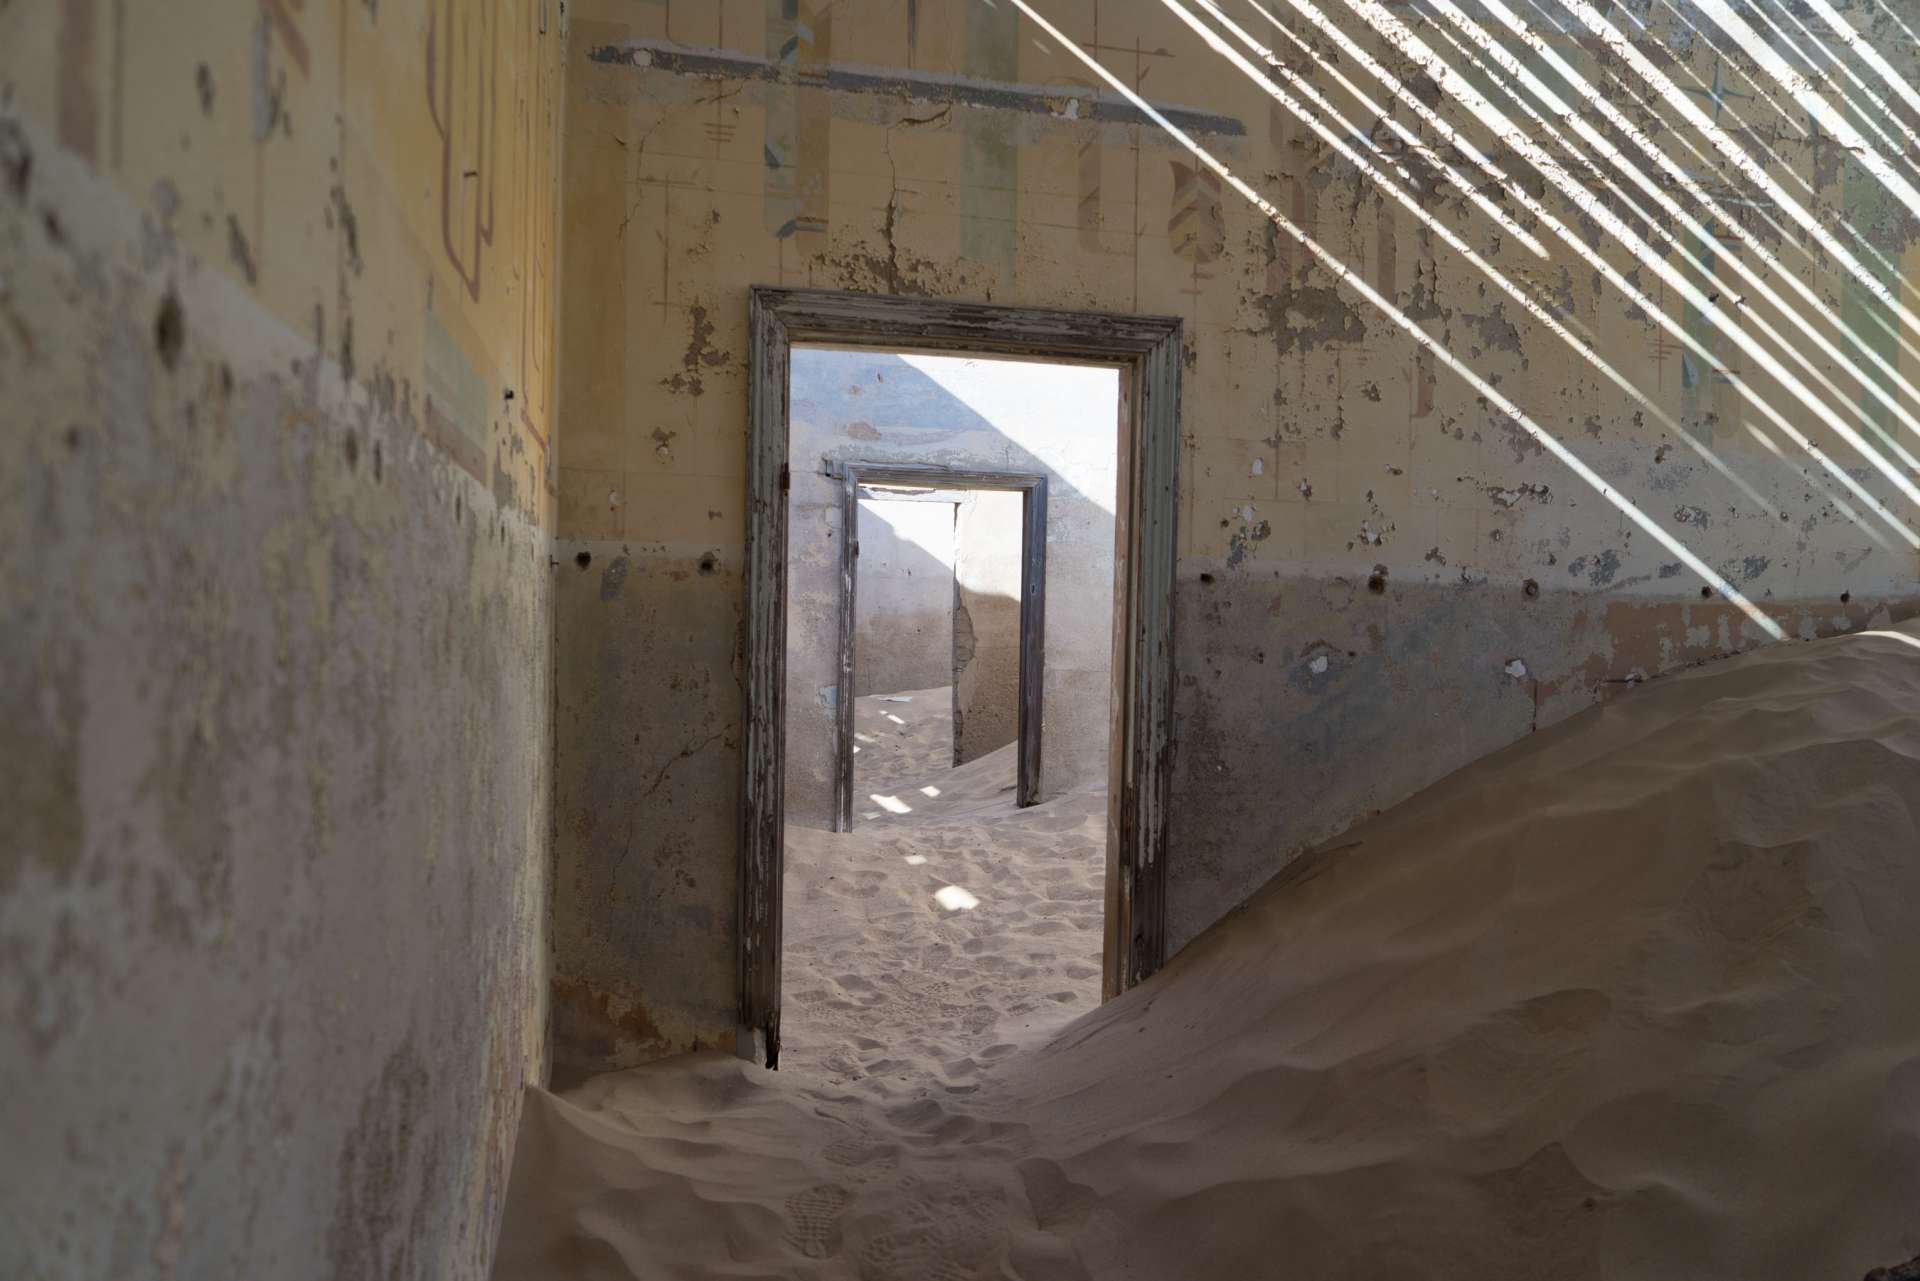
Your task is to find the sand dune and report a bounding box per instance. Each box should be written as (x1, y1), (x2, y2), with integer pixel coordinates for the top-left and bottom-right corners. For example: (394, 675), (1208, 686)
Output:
(493, 625), (1920, 1280)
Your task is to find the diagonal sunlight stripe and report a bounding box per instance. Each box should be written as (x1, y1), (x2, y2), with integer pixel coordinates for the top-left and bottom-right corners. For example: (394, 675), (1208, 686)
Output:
(1250, 0), (1920, 540)
(1593, 61), (1920, 363)
(1801, 0), (1920, 144)
(1244, 0), (1561, 253)
(1563, 0), (1913, 323)
(1744, 422), (1896, 555)
(1413, 5), (1920, 487)
(1328, 0), (1920, 542)
(1006, 0), (1787, 639)
(1175, 0), (1551, 257)
(1263, 0), (1791, 523)
(1638, 0), (1808, 139)
(1665, 0), (1920, 223)
(1865, 0), (1920, 50)
(1423, 0), (1920, 476)
(1242, 0), (1788, 523)
(1748, 0), (1920, 168)
(1593, 59), (1813, 258)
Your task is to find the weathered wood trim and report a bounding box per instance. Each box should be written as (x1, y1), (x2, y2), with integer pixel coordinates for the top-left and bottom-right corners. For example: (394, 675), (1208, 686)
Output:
(837, 463), (1048, 819)
(741, 287), (1182, 1065)
(1102, 370), (1137, 1001)
(739, 291), (789, 1067)
(834, 465), (859, 833)
(1117, 324), (1182, 992)
(749, 288), (1179, 358)
(1017, 477), (1049, 809)
(587, 40), (1249, 139)
(845, 462), (1054, 488)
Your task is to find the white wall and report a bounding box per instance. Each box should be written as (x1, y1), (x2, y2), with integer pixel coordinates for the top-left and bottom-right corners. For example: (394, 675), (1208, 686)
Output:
(855, 498), (955, 696)
(954, 490), (1026, 764)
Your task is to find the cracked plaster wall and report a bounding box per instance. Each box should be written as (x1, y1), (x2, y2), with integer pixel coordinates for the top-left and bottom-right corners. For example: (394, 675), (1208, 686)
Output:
(1, 3), (565, 1277)
(554, 0), (1920, 1070)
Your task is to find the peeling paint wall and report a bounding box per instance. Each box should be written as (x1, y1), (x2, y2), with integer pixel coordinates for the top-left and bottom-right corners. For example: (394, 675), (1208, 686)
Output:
(0, 2), (564, 1276)
(554, 0), (1920, 1069)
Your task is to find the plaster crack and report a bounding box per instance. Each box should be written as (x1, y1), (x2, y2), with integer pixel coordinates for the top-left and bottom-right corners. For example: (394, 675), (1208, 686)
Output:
(881, 130), (903, 293)
(875, 105), (947, 293)
(639, 728), (728, 804)
(611, 728), (729, 887)
(615, 118), (665, 242)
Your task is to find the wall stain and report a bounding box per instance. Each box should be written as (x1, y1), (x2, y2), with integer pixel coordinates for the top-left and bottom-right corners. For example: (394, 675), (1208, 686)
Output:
(327, 1039), (435, 1281)
(662, 303), (727, 396)
(1255, 280), (1368, 359)
(599, 553), (630, 600)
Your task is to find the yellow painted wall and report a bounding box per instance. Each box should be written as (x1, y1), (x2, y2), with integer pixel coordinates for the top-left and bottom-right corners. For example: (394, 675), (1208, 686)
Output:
(1, 2), (566, 1276)
(549, 0), (1920, 1075)
(4, 0), (563, 515)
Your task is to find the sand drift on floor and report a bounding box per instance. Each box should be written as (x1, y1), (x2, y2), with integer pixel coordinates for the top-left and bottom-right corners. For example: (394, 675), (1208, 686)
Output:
(494, 625), (1920, 1280)
(785, 686), (1108, 1091)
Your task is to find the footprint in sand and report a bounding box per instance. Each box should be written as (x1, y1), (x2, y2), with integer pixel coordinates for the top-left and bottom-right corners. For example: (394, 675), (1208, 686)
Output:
(822, 1135), (900, 1187)
(824, 1136), (897, 1168)
(782, 1182), (852, 1259)
(857, 1180), (1005, 1281)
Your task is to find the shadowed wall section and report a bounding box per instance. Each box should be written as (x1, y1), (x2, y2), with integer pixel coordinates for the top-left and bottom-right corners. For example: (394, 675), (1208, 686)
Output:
(0, 4), (566, 1278)
(854, 497), (957, 697)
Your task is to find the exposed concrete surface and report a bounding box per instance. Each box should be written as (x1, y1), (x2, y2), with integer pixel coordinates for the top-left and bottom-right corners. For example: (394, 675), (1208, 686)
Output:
(0, 2), (564, 1273)
(550, 539), (742, 1083)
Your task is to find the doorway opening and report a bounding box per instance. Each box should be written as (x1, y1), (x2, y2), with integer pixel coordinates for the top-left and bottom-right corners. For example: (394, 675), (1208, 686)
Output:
(838, 465), (1049, 832)
(741, 290), (1181, 1071)
(783, 357), (1115, 1089)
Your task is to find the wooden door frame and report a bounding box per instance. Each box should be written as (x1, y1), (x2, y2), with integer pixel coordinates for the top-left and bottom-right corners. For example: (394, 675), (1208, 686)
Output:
(833, 463), (1049, 832)
(741, 286), (1182, 1068)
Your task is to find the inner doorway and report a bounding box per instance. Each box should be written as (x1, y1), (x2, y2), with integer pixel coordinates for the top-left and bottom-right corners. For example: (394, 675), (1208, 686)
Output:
(838, 466), (1049, 832)
(741, 289), (1182, 1070)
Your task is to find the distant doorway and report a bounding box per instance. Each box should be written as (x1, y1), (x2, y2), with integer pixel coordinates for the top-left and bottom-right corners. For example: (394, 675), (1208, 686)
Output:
(740, 289), (1182, 1068)
(834, 464), (1048, 831)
